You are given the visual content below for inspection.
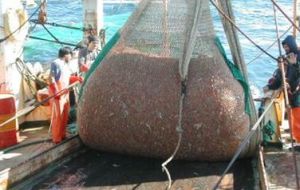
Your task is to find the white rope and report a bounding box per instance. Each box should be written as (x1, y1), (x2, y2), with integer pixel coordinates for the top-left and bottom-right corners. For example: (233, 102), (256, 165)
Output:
(161, 1), (204, 189)
(161, 94), (184, 189)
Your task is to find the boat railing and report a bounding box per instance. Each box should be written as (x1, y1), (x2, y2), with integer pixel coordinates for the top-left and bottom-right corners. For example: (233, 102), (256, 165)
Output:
(213, 89), (285, 189)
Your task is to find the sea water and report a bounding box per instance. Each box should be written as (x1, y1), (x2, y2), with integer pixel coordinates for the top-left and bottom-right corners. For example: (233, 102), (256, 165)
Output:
(23, 0), (293, 96)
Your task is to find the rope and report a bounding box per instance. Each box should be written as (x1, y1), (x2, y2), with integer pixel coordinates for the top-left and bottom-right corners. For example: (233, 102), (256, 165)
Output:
(161, 1), (203, 189)
(30, 19), (85, 31)
(15, 58), (47, 86)
(161, 132), (182, 189)
(213, 98), (276, 190)
(15, 58), (48, 97)
(0, 2), (42, 43)
(15, 59), (37, 96)
(209, 0), (277, 61)
(270, 0), (300, 34)
(41, 24), (63, 46)
(160, 0), (174, 188)
(247, 25), (292, 65)
(28, 35), (77, 47)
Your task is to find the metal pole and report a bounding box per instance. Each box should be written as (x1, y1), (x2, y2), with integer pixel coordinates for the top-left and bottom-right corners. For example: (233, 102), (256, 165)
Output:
(273, 1), (282, 56)
(293, 0), (299, 37)
(279, 58), (300, 190)
(273, 2), (299, 186)
(271, 0), (300, 33)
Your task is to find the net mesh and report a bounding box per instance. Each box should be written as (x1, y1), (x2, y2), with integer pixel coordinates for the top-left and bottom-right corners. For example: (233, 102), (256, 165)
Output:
(78, 0), (255, 161)
(122, 0), (215, 58)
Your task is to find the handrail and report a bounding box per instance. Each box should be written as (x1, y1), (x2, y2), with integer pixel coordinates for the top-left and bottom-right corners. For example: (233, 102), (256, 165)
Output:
(0, 81), (80, 128)
(213, 96), (276, 189)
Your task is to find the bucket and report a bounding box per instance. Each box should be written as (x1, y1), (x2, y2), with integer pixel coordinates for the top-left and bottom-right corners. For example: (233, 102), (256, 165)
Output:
(0, 94), (19, 148)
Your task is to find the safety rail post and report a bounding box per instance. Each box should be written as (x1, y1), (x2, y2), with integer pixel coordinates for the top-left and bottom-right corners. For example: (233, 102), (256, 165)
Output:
(258, 146), (269, 190)
(279, 57), (300, 189)
(293, 0), (299, 37)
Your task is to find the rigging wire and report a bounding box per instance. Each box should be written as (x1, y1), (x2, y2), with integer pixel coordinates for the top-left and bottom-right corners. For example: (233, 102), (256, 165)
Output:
(270, 0), (300, 34)
(41, 24), (63, 46)
(247, 25), (292, 65)
(0, 2), (42, 43)
(209, 0), (277, 61)
(30, 19), (85, 31)
(273, 2), (282, 56)
(28, 35), (77, 47)
(12, 20), (40, 64)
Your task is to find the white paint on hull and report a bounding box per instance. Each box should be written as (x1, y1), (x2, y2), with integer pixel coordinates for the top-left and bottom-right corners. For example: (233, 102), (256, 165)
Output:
(82, 0), (103, 37)
(0, 0), (28, 122)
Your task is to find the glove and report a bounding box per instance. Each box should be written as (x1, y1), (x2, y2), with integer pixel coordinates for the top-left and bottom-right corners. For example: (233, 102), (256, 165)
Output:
(80, 64), (89, 73)
(69, 75), (83, 84)
(49, 83), (60, 100)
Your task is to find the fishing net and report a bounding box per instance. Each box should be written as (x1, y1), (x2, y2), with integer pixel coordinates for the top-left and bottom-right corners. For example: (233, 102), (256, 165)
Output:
(78, 0), (255, 161)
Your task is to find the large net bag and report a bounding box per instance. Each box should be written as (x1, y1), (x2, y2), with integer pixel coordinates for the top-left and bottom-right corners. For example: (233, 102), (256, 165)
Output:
(78, 0), (254, 161)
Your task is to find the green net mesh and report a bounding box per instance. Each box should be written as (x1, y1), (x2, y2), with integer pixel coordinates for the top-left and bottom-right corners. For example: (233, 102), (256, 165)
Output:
(214, 37), (252, 116)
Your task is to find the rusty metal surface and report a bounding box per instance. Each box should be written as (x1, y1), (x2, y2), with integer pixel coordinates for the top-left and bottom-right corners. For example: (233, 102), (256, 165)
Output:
(28, 149), (255, 190)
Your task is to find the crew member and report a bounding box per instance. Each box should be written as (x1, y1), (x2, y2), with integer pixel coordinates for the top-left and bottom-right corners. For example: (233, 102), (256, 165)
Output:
(78, 35), (100, 73)
(264, 35), (300, 143)
(49, 46), (82, 143)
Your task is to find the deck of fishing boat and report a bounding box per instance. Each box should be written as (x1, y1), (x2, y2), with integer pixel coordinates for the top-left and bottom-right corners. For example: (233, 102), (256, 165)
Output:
(0, 123), (82, 190)
(1, 112), (300, 189)
(0, 123), (256, 190)
(263, 119), (300, 189)
(15, 150), (255, 190)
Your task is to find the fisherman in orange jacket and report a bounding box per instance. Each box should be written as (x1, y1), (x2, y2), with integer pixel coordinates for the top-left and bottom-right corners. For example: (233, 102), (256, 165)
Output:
(49, 47), (83, 143)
